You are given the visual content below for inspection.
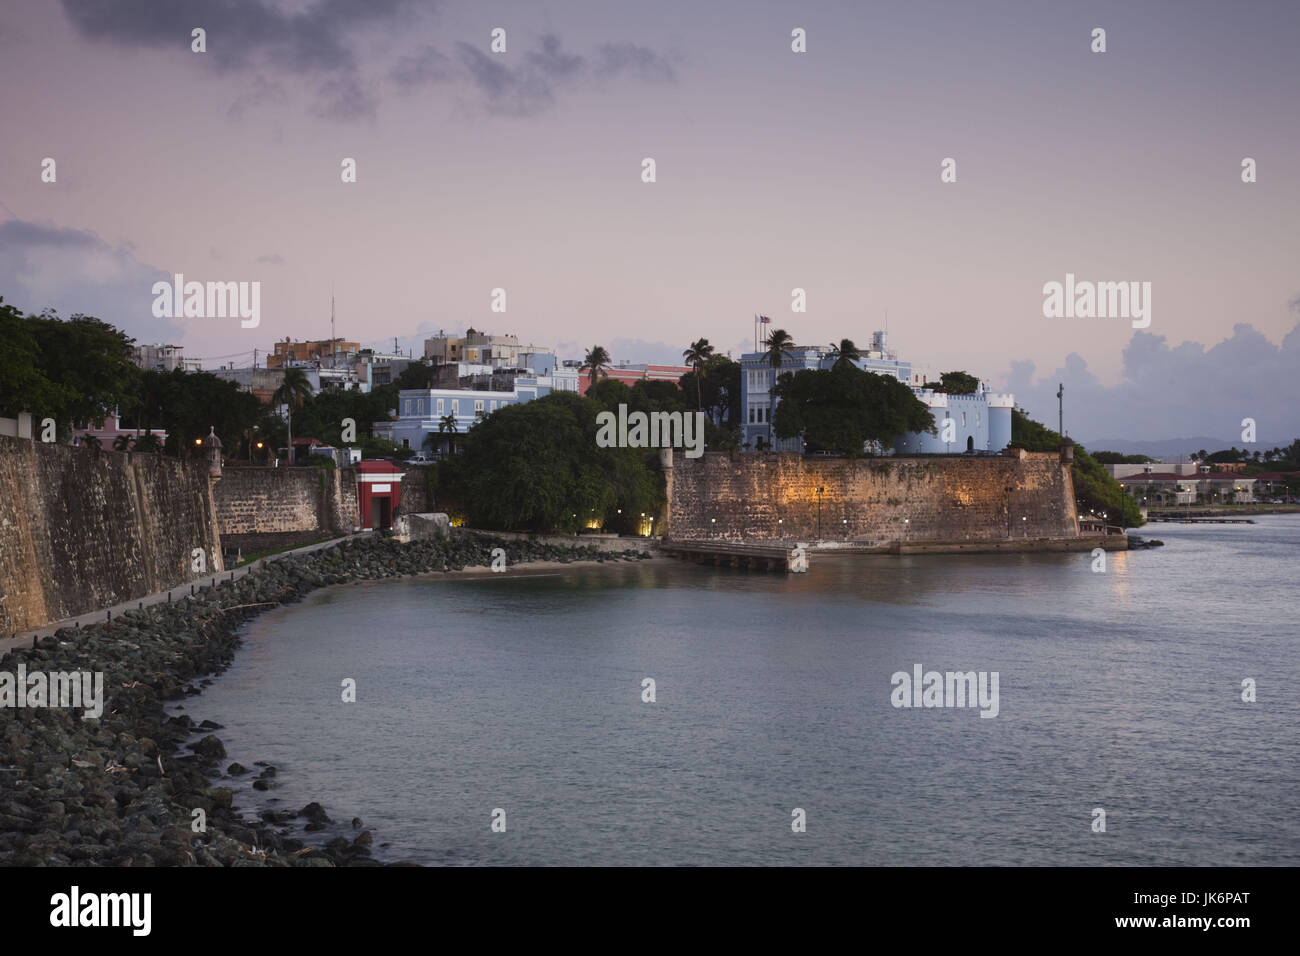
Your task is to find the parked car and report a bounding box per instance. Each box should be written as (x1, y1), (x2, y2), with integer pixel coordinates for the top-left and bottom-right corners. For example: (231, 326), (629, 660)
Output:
(407, 453), (435, 465)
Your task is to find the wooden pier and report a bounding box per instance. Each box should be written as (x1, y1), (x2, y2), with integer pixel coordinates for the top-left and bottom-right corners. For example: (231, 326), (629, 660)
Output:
(660, 540), (806, 572)
(1147, 516), (1256, 524)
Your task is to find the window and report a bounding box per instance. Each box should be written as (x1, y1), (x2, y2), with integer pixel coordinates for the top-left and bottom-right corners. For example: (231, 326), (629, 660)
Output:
(475, 399), (484, 413)
(436, 398), (444, 414)
(403, 399), (411, 416)
(452, 400), (459, 415)
(490, 401), (497, 412)
(402, 438), (409, 448)
(961, 411), (967, 427)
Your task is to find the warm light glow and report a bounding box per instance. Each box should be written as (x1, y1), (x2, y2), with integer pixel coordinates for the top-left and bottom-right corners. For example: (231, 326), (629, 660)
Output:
(194, 438), (203, 445)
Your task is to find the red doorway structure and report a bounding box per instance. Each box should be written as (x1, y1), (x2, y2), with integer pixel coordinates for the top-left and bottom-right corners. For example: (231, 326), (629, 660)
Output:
(357, 460), (405, 531)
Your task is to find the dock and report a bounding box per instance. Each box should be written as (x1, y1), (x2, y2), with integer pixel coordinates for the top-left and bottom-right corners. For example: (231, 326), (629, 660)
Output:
(660, 541), (806, 572)
(1147, 516), (1255, 524)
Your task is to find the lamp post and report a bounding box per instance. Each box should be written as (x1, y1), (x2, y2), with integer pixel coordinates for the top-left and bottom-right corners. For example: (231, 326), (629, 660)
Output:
(816, 486), (824, 540)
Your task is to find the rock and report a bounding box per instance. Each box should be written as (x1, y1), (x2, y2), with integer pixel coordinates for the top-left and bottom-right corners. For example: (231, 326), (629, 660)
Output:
(188, 735), (227, 759)
(227, 763), (249, 775)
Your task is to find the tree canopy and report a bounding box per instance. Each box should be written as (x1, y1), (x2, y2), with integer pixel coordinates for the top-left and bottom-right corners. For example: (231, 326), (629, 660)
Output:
(771, 364), (935, 456)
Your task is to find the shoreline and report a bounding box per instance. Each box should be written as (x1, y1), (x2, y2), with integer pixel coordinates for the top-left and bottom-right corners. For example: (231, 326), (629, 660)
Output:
(0, 532), (654, 867)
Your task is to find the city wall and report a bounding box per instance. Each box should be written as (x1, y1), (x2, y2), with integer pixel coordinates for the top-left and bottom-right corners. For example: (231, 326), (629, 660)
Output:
(664, 450), (1079, 546)
(0, 435), (222, 635)
(213, 465), (361, 553)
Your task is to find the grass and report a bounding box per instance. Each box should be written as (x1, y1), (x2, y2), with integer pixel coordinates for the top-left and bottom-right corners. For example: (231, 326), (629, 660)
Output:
(235, 532), (347, 567)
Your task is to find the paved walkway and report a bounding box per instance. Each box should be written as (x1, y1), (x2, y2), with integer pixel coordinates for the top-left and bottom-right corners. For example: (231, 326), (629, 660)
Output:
(1, 533), (365, 656)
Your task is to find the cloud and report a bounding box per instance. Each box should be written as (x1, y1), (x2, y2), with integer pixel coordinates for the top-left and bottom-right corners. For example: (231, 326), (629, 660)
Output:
(528, 34), (584, 80)
(228, 74), (287, 119)
(389, 45), (452, 91)
(455, 42), (554, 116)
(593, 42), (676, 83)
(1004, 323), (1300, 445)
(0, 219), (185, 345)
(312, 74), (378, 122)
(60, 0), (421, 73)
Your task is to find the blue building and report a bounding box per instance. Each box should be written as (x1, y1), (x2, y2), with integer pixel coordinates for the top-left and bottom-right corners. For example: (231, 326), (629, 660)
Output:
(739, 330), (1012, 455)
(372, 353), (579, 456)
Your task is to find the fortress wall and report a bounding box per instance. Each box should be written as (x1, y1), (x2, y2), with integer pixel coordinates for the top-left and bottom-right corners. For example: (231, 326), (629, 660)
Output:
(665, 450), (1078, 545)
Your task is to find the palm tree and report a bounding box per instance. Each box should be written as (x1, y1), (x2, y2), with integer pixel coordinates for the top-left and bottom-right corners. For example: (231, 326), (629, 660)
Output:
(438, 413), (458, 456)
(762, 328), (794, 449)
(272, 367), (313, 464)
(682, 338), (715, 412)
(112, 434), (134, 452)
(581, 345), (611, 391)
(826, 338), (861, 371)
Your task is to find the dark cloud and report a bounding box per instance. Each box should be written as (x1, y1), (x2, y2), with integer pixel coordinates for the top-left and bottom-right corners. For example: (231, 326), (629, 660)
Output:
(389, 45), (452, 91)
(451, 34), (675, 117)
(60, 5), (674, 120)
(528, 34), (584, 80)
(594, 42), (676, 82)
(1005, 323), (1300, 445)
(60, 0), (422, 73)
(455, 41), (553, 117)
(0, 219), (185, 344)
(227, 74), (287, 119)
(312, 74), (378, 122)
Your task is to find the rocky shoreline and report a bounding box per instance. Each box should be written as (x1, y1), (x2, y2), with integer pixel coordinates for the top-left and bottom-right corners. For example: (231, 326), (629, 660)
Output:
(0, 531), (652, 867)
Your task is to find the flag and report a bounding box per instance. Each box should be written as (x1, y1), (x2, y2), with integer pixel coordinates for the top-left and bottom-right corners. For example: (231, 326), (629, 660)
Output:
(759, 315), (771, 324)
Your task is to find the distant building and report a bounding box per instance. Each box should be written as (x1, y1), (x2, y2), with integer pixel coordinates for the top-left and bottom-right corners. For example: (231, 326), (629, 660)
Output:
(71, 411), (168, 448)
(577, 362), (693, 395)
(373, 355), (579, 455)
(738, 330), (1012, 455)
(424, 328), (550, 368)
(267, 337), (359, 369)
(133, 343), (201, 372)
(1106, 462), (1201, 479)
(1117, 471), (1256, 504)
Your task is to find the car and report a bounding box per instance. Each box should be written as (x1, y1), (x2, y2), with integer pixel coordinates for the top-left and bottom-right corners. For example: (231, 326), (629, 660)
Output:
(406, 453), (435, 465)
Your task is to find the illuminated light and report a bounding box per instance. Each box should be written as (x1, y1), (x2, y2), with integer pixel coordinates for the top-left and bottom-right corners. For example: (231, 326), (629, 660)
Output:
(194, 438), (203, 445)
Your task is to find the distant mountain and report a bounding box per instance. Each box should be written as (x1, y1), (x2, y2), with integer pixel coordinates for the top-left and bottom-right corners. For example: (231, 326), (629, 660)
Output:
(1077, 436), (1287, 460)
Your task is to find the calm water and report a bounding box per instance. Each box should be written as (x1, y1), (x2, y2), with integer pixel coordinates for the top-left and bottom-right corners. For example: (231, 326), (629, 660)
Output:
(190, 517), (1300, 865)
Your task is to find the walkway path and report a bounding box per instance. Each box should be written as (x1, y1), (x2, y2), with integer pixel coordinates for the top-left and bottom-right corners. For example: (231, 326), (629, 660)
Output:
(1, 533), (366, 656)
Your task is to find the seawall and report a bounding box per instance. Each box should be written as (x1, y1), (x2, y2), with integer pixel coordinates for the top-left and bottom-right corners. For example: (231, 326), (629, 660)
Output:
(665, 450), (1080, 546)
(0, 435), (221, 635)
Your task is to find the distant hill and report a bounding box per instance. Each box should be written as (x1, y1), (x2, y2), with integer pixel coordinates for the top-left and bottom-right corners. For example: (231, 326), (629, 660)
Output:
(1077, 436), (1287, 460)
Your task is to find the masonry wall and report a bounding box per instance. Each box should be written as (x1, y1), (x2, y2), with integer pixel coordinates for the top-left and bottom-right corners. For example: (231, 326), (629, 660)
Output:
(213, 466), (359, 537)
(666, 450), (1078, 545)
(0, 435), (222, 634)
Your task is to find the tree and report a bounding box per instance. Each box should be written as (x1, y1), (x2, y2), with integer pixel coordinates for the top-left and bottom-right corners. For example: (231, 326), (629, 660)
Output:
(393, 361), (435, 390)
(438, 413), (459, 456)
(271, 368), (313, 463)
(772, 364), (935, 456)
(1010, 408), (1144, 528)
(681, 338), (715, 411)
(826, 338), (861, 372)
(0, 298), (77, 425)
(762, 328), (795, 448)
(680, 354), (741, 429)
(112, 434), (134, 452)
(581, 346), (611, 391)
(446, 391), (662, 533)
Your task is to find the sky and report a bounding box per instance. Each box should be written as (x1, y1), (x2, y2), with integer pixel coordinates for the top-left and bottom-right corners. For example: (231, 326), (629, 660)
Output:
(1, 0), (1298, 444)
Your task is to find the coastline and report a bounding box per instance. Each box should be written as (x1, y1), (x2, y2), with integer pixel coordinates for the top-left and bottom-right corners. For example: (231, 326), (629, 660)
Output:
(0, 532), (653, 867)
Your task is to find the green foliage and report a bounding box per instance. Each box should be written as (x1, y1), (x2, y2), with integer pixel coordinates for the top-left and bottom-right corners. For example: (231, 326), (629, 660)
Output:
(772, 364), (935, 456)
(1091, 451), (1157, 464)
(679, 354), (741, 427)
(443, 391), (663, 533)
(1011, 409), (1144, 528)
(392, 361), (434, 390)
(0, 298), (78, 424)
(581, 345), (611, 391)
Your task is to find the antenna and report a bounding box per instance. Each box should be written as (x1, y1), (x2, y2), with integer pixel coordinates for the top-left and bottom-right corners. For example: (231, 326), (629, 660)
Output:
(330, 289), (336, 368)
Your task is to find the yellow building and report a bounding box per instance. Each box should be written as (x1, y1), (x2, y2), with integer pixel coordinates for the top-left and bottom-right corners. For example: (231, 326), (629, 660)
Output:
(267, 337), (359, 368)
